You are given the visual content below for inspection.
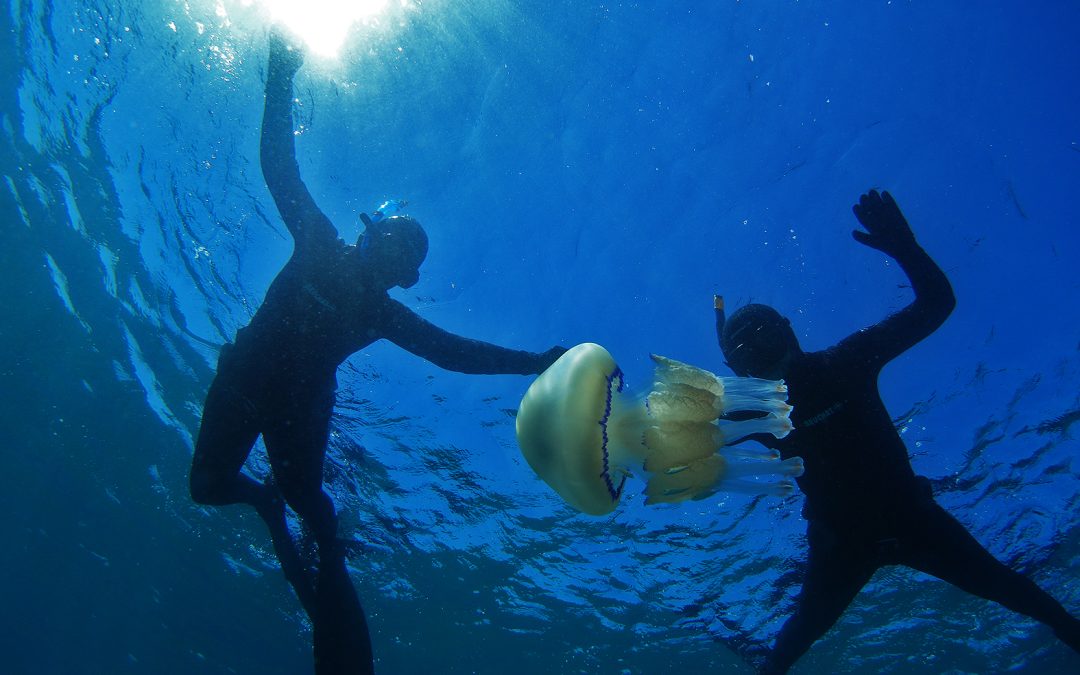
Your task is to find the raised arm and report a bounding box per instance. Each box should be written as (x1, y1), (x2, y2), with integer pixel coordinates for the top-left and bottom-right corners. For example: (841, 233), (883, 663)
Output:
(382, 300), (565, 375)
(834, 189), (956, 369)
(261, 31), (337, 252)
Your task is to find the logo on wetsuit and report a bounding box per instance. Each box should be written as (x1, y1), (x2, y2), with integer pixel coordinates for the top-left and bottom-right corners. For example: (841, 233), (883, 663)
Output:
(802, 401), (845, 428)
(303, 282), (336, 311)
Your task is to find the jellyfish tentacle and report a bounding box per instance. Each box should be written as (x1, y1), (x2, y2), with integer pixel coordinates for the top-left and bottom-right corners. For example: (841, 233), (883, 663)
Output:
(778, 456), (805, 476)
(713, 476), (799, 497)
(719, 393), (793, 417)
(719, 445), (782, 461)
(719, 375), (788, 398)
(717, 413), (794, 444)
(716, 454), (805, 479)
(645, 450), (804, 504)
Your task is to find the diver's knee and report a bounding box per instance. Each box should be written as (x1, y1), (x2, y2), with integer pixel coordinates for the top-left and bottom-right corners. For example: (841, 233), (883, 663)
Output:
(282, 487), (337, 541)
(278, 481), (333, 515)
(189, 467), (224, 505)
(188, 472), (212, 504)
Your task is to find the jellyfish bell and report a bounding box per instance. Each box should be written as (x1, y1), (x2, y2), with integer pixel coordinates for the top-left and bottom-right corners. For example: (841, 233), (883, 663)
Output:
(515, 343), (640, 515)
(515, 343), (805, 516)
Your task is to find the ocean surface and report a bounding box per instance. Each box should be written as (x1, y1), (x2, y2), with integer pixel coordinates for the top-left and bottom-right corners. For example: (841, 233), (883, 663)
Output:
(2, 1), (1079, 673)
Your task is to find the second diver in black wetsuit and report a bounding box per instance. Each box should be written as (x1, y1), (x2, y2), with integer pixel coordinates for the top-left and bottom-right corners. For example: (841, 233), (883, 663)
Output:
(716, 189), (1080, 673)
(189, 32), (565, 675)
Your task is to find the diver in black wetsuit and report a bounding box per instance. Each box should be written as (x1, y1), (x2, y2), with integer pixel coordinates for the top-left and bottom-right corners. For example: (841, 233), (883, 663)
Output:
(189, 32), (565, 675)
(716, 189), (1080, 673)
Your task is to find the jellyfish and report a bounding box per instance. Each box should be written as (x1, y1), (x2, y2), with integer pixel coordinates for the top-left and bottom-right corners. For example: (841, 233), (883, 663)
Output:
(515, 342), (804, 515)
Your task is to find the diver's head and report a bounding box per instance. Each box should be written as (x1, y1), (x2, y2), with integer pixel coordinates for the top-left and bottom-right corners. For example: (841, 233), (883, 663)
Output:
(720, 303), (799, 379)
(357, 215), (429, 289)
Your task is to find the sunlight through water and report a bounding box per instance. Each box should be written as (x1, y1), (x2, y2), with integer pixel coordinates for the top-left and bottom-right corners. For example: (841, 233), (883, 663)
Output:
(242, 0), (393, 57)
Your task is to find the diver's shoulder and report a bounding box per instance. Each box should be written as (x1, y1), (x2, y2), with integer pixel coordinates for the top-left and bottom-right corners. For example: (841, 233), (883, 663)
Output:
(787, 349), (831, 376)
(369, 290), (411, 318)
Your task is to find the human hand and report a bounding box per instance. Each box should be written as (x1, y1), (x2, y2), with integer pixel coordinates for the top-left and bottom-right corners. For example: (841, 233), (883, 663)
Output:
(851, 189), (918, 256)
(537, 346), (568, 372)
(269, 28), (304, 75)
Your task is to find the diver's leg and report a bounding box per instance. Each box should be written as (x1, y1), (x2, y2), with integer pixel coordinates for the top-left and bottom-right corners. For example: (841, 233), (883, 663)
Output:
(762, 522), (876, 674)
(190, 360), (265, 508)
(901, 501), (1080, 654)
(192, 358), (317, 615)
(311, 548), (373, 675)
(256, 480), (319, 619)
(265, 385), (373, 675)
(264, 387), (340, 551)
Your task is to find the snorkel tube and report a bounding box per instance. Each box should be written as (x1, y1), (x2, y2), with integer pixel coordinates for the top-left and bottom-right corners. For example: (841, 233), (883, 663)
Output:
(714, 295), (726, 350)
(359, 199), (408, 227)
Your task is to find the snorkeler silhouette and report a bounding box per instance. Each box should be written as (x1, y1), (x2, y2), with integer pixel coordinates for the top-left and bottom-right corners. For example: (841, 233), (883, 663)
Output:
(716, 190), (1080, 673)
(189, 31), (565, 675)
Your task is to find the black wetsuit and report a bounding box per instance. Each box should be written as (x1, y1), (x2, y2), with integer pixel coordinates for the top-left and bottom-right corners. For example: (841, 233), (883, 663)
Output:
(190, 36), (556, 675)
(744, 233), (1080, 672)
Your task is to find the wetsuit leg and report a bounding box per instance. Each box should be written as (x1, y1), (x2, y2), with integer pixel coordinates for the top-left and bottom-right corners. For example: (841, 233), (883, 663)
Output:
(762, 521), (877, 674)
(190, 351), (265, 508)
(192, 351), (319, 617)
(263, 385), (374, 675)
(898, 501), (1080, 655)
(263, 384), (339, 550)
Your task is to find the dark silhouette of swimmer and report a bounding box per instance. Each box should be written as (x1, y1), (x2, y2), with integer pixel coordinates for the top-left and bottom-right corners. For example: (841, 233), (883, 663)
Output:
(189, 32), (565, 675)
(716, 190), (1080, 673)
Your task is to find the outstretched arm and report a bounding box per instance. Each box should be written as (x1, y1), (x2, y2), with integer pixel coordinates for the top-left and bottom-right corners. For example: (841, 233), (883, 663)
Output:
(835, 189), (956, 369)
(261, 31), (337, 252)
(382, 300), (565, 375)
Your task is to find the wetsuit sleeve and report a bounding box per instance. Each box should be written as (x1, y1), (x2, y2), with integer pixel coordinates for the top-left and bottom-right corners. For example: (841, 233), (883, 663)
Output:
(260, 36), (337, 255)
(381, 300), (549, 375)
(834, 242), (956, 370)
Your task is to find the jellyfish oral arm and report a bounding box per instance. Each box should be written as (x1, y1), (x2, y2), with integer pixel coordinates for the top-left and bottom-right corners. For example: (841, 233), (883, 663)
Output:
(639, 355), (801, 504)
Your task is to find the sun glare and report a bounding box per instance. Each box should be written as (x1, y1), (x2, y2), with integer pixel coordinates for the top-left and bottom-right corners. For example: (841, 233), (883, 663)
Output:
(245, 0), (392, 58)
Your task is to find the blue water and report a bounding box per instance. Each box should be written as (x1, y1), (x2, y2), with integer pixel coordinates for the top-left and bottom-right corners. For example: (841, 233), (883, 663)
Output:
(2, 1), (1079, 673)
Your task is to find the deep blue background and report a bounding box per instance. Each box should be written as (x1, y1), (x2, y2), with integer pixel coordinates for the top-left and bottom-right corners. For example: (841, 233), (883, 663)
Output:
(2, 1), (1079, 673)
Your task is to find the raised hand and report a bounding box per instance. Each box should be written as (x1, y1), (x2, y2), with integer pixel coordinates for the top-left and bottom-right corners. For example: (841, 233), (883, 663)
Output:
(269, 28), (305, 76)
(851, 189), (918, 256)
